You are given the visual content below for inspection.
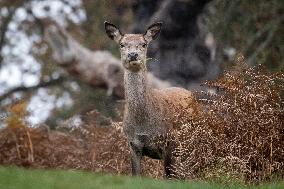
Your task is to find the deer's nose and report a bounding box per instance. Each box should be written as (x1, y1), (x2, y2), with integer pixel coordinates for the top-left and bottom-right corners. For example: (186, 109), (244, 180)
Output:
(128, 52), (138, 61)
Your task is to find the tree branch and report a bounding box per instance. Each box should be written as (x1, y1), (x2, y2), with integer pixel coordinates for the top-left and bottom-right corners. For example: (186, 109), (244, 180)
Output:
(0, 76), (66, 102)
(247, 15), (284, 65)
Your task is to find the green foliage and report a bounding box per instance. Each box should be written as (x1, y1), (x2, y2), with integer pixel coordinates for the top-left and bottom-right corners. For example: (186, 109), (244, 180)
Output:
(206, 0), (284, 70)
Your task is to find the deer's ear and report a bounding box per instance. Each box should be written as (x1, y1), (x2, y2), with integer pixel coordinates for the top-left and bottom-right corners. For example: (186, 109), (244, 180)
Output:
(144, 22), (162, 42)
(104, 21), (122, 43)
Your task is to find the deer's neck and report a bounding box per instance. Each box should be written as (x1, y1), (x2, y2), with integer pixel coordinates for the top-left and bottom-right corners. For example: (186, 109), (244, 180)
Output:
(124, 68), (150, 118)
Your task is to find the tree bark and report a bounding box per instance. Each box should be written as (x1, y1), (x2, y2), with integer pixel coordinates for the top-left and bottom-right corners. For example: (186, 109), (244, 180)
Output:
(131, 0), (219, 89)
(44, 23), (171, 98)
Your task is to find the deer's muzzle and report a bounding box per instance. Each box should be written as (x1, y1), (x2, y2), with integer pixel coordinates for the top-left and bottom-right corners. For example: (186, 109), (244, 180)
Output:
(128, 52), (138, 61)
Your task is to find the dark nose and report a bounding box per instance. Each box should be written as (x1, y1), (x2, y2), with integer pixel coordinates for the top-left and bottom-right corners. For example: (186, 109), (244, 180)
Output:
(128, 52), (138, 61)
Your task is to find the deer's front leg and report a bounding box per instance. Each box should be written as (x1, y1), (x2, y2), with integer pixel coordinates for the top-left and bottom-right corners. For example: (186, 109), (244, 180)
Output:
(164, 150), (174, 178)
(130, 142), (142, 176)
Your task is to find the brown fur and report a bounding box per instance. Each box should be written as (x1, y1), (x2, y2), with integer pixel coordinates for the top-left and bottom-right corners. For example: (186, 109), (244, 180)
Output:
(105, 21), (197, 177)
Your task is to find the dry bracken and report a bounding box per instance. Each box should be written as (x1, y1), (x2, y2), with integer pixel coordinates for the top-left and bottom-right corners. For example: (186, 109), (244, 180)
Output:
(0, 63), (283, 183)
(167, 63), (284, 182)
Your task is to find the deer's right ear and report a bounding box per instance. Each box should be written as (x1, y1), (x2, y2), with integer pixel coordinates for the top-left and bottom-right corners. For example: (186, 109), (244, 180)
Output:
(104, 21), (122, 43)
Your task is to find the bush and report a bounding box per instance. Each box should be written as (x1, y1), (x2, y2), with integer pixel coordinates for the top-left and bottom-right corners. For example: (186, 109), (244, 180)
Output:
(170, 62), (284, 182)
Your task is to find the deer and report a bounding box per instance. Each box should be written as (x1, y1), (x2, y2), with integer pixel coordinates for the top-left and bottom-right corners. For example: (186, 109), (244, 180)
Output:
(104, 21), (198, 178)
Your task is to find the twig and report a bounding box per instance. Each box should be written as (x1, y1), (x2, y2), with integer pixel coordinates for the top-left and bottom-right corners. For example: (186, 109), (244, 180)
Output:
(0, 76), (66, 102)
(26, 129), (34, 163)
(11, 131), (21, 159)
(247, 16), (283, 65)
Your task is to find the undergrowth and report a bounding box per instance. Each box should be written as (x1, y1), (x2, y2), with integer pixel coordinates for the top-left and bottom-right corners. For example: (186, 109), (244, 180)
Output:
(0, 62), (283, 184)
(169, 62), (284, 182)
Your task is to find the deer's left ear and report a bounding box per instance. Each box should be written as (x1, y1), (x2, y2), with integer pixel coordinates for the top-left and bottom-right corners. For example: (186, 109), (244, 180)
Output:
(144, 22), (162, 42)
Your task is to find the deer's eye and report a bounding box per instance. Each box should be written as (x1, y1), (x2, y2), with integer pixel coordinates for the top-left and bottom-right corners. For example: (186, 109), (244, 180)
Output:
(120, 44), (125, 48)
(142, 43), (147, 48)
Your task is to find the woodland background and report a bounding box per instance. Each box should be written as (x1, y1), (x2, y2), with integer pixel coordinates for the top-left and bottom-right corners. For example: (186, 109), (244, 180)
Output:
(0, 0), (283, 126)
(0, 0), (283, 184)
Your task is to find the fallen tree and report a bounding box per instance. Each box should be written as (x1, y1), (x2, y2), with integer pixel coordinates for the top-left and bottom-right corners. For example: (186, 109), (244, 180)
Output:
(44, 23), (171, 98)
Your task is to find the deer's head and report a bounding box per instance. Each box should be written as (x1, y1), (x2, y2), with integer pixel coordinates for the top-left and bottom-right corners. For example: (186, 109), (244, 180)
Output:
(105, 21), (162, 72)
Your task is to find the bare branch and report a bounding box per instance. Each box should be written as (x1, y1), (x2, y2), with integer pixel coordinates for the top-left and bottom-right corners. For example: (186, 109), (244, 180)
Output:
(247, 16), (284, 65)
(0, 76), (66, 102)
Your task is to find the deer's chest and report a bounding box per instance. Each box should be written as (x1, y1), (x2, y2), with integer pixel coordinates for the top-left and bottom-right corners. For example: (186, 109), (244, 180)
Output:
(123, 106), (164, 134)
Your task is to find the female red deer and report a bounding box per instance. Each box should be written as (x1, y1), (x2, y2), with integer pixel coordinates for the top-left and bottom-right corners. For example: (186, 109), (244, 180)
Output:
(105, 21), (197, 178)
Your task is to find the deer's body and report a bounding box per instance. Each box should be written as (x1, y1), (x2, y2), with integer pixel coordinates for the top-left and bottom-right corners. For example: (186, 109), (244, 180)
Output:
(105, 22), (196, 177)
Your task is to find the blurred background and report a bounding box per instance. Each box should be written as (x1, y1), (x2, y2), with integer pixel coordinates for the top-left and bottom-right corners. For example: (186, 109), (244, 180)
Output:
(0, 0), (283, 128)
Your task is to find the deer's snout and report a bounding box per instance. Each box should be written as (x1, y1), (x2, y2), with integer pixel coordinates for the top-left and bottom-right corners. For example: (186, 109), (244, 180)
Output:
(128, 52), (138, 62)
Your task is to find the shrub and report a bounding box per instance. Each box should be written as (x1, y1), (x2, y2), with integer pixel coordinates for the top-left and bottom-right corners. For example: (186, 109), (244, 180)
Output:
(170, 62), (284, 182)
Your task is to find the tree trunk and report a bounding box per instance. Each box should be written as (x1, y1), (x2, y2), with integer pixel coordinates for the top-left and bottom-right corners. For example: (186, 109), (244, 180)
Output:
(132, 0), (219, 89)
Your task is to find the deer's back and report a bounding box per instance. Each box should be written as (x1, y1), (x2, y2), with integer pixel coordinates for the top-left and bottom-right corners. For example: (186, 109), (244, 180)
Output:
(151, 87), (197, 129)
